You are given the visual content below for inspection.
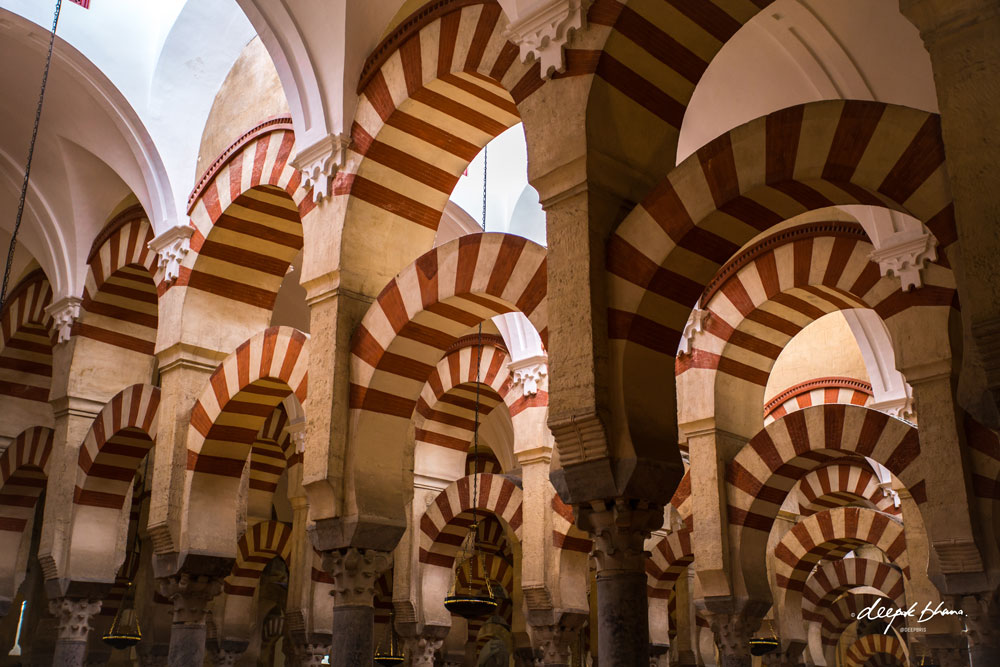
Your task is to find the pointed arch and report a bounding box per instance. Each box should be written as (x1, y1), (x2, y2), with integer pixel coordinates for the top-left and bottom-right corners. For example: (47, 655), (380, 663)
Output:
(608, 100), (955, 456)
(78, 207), (159, 356)
(347, 233), (545, 529)
(340, 1), (539, 292)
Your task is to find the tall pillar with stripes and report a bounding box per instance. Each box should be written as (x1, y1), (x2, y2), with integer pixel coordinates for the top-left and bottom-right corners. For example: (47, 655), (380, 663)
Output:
(900, 0), (1000, 420)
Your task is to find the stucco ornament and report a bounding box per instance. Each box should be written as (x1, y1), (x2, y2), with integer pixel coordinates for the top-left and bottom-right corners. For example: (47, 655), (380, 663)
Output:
(504, 0), (591, 77)
(291, 133), (351, 202)
(510, 355), (548, 396)
(149, 224), (195, 285)
(44, 296), (82, 344)
(869, 228), (938, 291)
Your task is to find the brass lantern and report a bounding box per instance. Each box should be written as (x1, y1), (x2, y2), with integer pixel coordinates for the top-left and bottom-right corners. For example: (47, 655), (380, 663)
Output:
(748, 619), (778, 657)
(374, 608), (405, 665)
(444, 524), (499, 620)
(102, 582), (142, 649)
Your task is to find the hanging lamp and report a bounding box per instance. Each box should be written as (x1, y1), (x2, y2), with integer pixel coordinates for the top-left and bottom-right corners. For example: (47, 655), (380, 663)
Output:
(374, 608), (405, 665)
(443, 148), (499, 621)
(747, 618), (779, 657)
(102, 582), (141, 649)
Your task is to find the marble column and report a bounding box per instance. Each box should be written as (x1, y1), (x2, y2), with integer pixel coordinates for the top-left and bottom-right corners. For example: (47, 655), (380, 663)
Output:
(321, 547), (391, 667)
(289, 637), (331, 666)
(158, 573), (223, 667)
(531, 612), (585, 667)
(577, 499), (662, 667)
(49, 598), (102, 667)
(702, 610), (761, 667)
(136, 644), (169, 667)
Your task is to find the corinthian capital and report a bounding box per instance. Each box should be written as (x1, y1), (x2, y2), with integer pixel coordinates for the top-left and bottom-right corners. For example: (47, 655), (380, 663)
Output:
(321, 547), (391, 606)
(49, 597), (101, 642)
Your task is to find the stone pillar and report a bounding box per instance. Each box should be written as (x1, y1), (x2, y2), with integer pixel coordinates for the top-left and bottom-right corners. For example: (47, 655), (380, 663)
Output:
(289, 637), (331, 666)
(213, 644), (247, 666)
(49, 598), (102, 667)
(157, 573), (223, 667)
(320, 547), (391, 667)
(702, 610), (761, 667)
(402, 635), (444, 666)
(136, 645), (169, 667)
(577, 499), (662, 667)
(960, 592), (1000, 667)
(899, 0), (1000, 414)
(761, 641), (807, 667)
(669, 569), (698, 667)
(531, 612), (585, 667)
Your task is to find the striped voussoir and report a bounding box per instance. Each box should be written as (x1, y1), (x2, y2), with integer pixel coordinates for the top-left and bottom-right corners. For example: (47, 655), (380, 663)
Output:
(581, 0), (774, 169)
(964, 413), (1000, 506)
(765, 378), (873, 424)
(815, 592), (891, 646)
(795, 463), (899, 517)
(343, 1), (533, 253)
(552, 494), (592, 554)
(800, 558), (905, 624)
(188, 326), (308, 478)
(249, 405), (297, 495)
(419, 472), (522, 567)
(843, 633), (907, 667)
(646, 526), (694, 599)
(415, 340), (511, 452)
(727, 404), (921, 536)
(78, 211), (158, 355)
(773, 506), (908, 593)
(76, 383), (159, 509)
(676, 222), (954, 396)
(224, 520), (292, 596)
(466, 448), (502, 475)
(0, 427), (53, 533)
(350, 233), (546, 425)
(609, 101), (956, 424)
(0, 270), (53, 403)
(180, 118), (311, 309)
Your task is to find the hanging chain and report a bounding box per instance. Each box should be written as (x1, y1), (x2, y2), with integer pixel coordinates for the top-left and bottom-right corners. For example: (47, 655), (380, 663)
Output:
(469, 143), (489, 539)
(0, 0), (63, 312)
(480, 145), (488, 231)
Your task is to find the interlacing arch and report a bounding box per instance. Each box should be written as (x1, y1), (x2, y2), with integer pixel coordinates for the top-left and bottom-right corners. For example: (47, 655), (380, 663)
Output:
(341, 1), (539, 290)
(676, 221), (953, 436)
(764, 377), (873, 424)
(801, 558), (905, 625)
(794, 463), (900, 517)
(609, 100), (956, 450)
(224, 520), (293, 597)
(0, 427), (53, 604)
(0, 269), (53, 405)
(727, 404), (920, 601)
(774, 506), (909, 593)
(179, 117), (312, 311)
(77, 206), (158, 355)
(844, 633), (908, 667)
(419, 472), (522, 567)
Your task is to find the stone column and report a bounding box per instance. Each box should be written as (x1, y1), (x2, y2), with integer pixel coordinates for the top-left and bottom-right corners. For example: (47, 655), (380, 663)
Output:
(49, 598), (102, 667)
(960, 592), (1000, 667)
(321, 547), (391, 667)
(136, 645), (169, 667)
(531, 612), (586, 667)
(702, 610), (761, 667)
(576, 499), (662, 667)
(760, 641), (807, 667)
(899, 0), (1000, 414)
(402, 635), (444, 666)
(289, 638), (331, 666)
(158, 573), (223, 667)
(213, 644), (247, 666)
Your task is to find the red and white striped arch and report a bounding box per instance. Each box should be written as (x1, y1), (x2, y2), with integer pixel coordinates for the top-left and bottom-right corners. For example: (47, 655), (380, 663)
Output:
(794, 463), (899, 517)
(224, 520), (292, 597)
(0, 270), (53, 406)
(963, 413), (1000, 550)
(78, 208), (158, 355)
(814, 593), (892, 647)
(179, 118), (313, 311)
(341, 1), (538, 285)
(249, 406), (298, 498)
(414, 337), (512, 453)
(646, 526), (694, 599)
(0, 427), (53, 604)
(552, 494), (591, 554)
(774, 507), (909, 594)
(801, 558), (905, 624)
(419, 472), (522, 567)
(609, 101), (956, 454)
(844, 633), (908, 667)
(765, 378), (873, 425)
(728, 404), (919, 601)
(75, 383), (159, 509)
(188, 326), (308, 478)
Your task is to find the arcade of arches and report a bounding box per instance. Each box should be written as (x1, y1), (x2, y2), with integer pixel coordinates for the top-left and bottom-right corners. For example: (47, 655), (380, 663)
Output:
(0, 0), (998, 666)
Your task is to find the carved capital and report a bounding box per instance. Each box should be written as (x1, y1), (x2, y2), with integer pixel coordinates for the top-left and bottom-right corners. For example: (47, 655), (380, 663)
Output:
(504, 0), (591, 77)
(321, 547), (391, 606)
(291, 640), (331, 666)
(290, 133), (351, 202)
(704, 612), (757, 659)
(214, 649), (245, 666)
(48, 597), (101, 642)
(531, 613), (586, 665)
(510, 355), (548, 396)
(957, 592), (1000, 648)
(157, 573), (222, 625)
(44, 296), (82, 344)
(576, 498), (662, 572)
(677, 304), (708, 356)
(403, 636), (444, 667)
(149, 225), (195, 285)
(870, 228), (938, 291)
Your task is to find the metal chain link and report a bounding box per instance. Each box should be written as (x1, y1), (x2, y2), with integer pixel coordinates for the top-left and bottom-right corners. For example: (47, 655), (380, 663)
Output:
(0, 0), (63, 312)
(471, 143), (488, 533)
(481, 145), (487, 231)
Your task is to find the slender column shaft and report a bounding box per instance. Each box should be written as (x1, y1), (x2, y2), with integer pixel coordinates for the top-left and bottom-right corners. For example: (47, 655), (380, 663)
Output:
(320, 547), (391, 667)
(158, 573), (222, 667)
